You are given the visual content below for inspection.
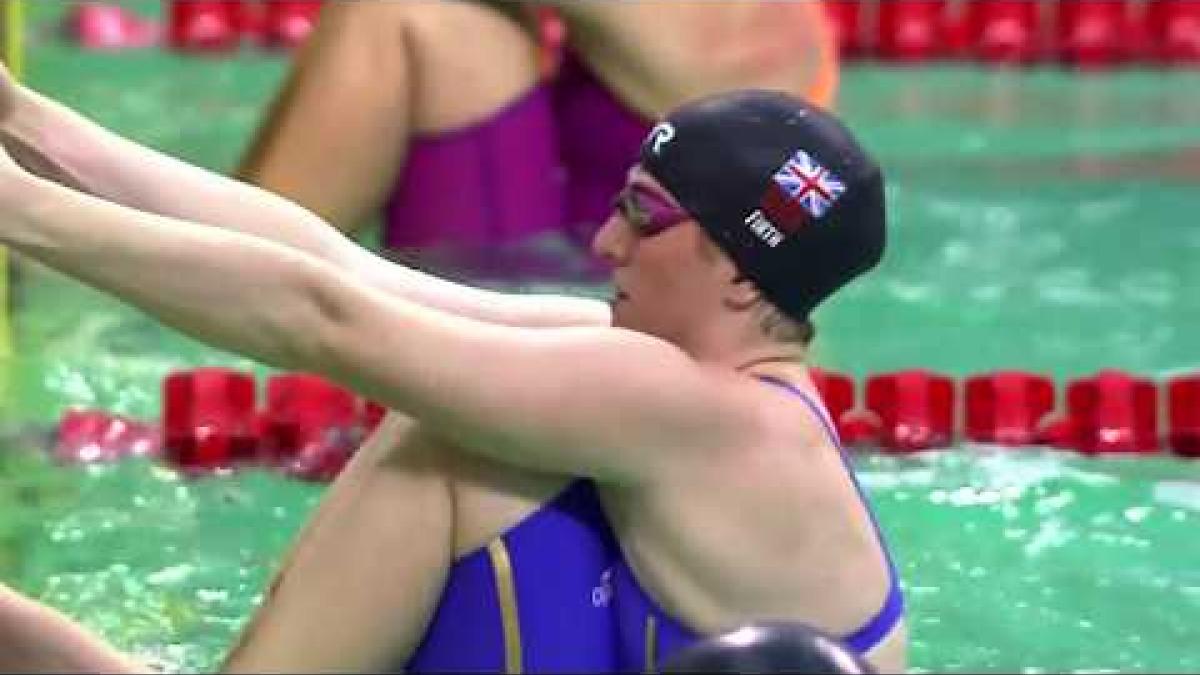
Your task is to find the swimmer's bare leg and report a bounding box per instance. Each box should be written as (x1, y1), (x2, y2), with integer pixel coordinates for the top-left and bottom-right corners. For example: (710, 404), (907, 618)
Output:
(222, 412), (454, 672)
(0, 583), (151, 673)
(0, 412), (453, 674)
(237, 0), (543, 234)
(0, 1), (542, 227)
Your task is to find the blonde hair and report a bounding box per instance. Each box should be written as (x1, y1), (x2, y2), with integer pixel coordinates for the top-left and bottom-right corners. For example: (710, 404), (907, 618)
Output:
(756, 303), (815, 346)
(695, 226), (815, 346)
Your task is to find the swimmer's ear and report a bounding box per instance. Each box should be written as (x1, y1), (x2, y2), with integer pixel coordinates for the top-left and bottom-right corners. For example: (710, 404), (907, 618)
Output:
(724, 273), (762, 312)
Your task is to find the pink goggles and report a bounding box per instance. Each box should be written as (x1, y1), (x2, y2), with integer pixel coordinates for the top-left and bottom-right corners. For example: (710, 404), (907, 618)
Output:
(613, 183), (693, 237)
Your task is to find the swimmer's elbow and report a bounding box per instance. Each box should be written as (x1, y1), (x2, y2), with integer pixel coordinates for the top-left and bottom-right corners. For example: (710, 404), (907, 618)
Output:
(244, 262), (359, 373)
(278, 265), (403, 383)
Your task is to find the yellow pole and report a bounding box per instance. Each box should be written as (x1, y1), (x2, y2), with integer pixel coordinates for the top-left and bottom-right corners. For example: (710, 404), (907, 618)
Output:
(4, 0), (23, 80)
(0, 0), (22, 374)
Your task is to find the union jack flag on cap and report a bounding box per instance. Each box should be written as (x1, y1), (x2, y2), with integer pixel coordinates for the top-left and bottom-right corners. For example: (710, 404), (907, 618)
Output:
(760, 150), (847, 234)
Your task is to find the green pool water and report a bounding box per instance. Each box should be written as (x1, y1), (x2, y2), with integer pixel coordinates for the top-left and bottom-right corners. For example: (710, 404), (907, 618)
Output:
(2, 3), (1200, 672)
(4, 449), (1199, 674)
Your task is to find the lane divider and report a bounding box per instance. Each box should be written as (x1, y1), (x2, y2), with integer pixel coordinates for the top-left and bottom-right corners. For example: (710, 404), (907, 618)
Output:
(44, 367), (1200, 482)
(826, 0), (1200, 69)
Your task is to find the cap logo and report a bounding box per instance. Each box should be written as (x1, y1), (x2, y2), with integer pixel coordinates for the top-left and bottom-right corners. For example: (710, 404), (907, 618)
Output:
(648, 122), (676, 155)
(761, 149), (846, 233)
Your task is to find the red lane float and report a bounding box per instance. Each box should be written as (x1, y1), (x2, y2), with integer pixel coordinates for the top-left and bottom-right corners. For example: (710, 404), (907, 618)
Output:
(261, 373), (360, 482)
(1168, 374), (1200, 457)
(166, 0), (242, 53)
(162, 367), (258, 472)
(1037, 413), (1079, 450)
(1066, 370), (1159, 454)
(1144, 0), (1200, 65)
(865, 370), (955, 453)
(825, 0), (869, 59)
(965, 0), (1044, 65)
(810, 368), (854, 433)
(1053, 0), (1132, 69)
(810, 368), (881, 447)
(54, 409), (160, 464)
(966, 371), (1055, 446)
(65, 3), (160, 51)
(876, 0), (950, 62)
(52, 367), (1200, 483)
(363, 400), (388, 434)
(258, 0), (323, 50)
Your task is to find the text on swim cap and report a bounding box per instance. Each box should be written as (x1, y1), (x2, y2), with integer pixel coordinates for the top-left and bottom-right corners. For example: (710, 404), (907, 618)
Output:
(648, 122), (676, 155)
(745, 210), (785, 248)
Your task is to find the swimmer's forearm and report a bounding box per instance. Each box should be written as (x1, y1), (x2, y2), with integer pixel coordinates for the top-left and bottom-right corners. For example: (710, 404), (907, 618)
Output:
(7, 85), (354, 265)
(10, 88), (609, 329)
(0, 584), (153, 674)
(4, 176), (337, 373)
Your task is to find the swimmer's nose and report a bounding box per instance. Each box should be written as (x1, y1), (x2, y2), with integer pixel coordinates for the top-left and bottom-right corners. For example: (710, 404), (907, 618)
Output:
(592, 211), (632, 267)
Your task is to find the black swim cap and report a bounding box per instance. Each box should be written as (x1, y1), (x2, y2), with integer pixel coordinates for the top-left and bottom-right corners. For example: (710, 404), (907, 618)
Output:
(639, 90), (886, 322)
(661, 622), (876, 674)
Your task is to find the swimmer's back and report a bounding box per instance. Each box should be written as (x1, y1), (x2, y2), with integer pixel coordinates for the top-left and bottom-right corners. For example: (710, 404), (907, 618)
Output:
(596, 372), (907, 673)
(552, 1), (838, 114)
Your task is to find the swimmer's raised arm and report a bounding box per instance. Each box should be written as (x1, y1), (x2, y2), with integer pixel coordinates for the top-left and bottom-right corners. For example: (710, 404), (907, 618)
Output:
(0, 168), (745, 484)
(0, 65), (609, 330)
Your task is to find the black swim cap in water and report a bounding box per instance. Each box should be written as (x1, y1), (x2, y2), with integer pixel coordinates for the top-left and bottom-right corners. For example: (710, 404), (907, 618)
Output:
(661, 622), (876, 674)
(639, 90), (886, 322)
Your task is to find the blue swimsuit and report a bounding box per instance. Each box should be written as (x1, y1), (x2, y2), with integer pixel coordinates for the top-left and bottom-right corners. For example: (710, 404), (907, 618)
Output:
(404, 480), (621, 673)
(405, 376), (904, 673)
